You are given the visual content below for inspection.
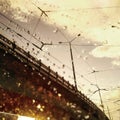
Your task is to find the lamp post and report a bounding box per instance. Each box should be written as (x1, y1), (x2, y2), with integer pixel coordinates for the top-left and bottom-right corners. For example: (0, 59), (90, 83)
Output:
(32, 3), (50, 18)
(59, 34), (80, 90)
(91, 84), (107, 113)
(32, 3), (53, 37)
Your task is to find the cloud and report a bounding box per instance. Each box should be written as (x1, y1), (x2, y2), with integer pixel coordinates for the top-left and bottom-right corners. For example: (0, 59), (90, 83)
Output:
(91, 45), (120, 66)
(103, 88), (120, 104)
(91, 46), (120, 58)
(112, 59), (120, 66)
(3, 0), (120, 65)
(9, 0), (33, 13)
(89, 27), (120, 65)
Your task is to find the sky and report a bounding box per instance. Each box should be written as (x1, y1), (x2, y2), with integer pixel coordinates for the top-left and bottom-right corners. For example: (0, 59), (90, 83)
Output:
(0, 0), (120, 119)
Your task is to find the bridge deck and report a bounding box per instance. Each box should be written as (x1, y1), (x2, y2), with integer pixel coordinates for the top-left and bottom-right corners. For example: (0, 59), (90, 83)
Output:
(0, 34), (109, 120)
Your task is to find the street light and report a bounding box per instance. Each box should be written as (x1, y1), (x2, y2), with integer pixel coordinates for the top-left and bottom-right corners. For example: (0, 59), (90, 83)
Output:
(32, 2), (53, 37)
(59, 33), (81, 90)
(32, 41), (52, 51)
(32, 3), (50, 18)
(90, 83), (108, 112)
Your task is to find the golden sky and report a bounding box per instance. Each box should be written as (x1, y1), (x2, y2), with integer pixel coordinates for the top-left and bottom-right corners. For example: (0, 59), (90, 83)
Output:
(6, 0), (120, 65)
(1, 0), (120, 119)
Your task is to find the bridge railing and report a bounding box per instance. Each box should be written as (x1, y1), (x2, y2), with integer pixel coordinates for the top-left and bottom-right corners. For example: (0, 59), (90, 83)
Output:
(0, 34), (104, 115)
(0, 34), (110, 120)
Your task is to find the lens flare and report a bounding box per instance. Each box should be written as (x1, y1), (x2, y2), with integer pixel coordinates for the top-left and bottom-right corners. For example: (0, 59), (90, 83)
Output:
(18, 116), (35, 120)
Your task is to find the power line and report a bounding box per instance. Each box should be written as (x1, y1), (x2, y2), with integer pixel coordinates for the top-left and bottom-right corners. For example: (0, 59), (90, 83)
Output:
(31, 3), (50, 35)
(1, 2), (120, 99)
(29, 5), (120, 92)
(0, 19), (83, 84)
(58, 34), (81, 90)
(52, 43), (120, 47)
(74, 6), (120, 10)
(32, 2), (81, 90)
(90, 84), (108, 112)
(0, 14), (53, 51)
(72, 45), (94, 71)
(0, 12), (41, 42)
(31, 5), (120, 12)
(1, 11), (119, 88)
(0, 18), (77, 80)
(85, 67), (120, 75)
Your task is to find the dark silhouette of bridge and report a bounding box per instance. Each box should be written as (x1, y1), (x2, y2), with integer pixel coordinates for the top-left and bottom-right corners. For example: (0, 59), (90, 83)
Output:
(0, 32), (109, 120)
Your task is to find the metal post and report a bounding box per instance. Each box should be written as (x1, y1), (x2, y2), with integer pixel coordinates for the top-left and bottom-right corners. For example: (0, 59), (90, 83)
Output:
(91, 84), (107, 113)
(97, 85), (105, 113)
(58, 34), (80, 90)
(69, 42), (77, 90)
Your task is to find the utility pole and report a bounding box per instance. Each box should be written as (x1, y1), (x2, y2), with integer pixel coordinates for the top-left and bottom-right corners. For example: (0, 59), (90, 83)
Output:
(32, 3), (52, 37)
(32, 3), (50, 18)
(59, 34), (80, 90)
(91, 84), (107, 113)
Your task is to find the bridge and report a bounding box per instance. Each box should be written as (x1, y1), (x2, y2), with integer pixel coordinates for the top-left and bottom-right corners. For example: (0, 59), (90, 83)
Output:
(0, 33), (109, 119)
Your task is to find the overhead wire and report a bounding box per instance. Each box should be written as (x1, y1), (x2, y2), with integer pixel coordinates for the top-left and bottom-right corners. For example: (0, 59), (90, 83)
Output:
(30, 3), (120, 118)
(72, 44), (99, 86)
(85, 67), (120, 76)
(1, 3), (119, 80)
(0, 12), (77, 80)
(30, 3), (120, 90)
(27, 2), (101, 89)
(37, 5), (120, 12)
(1, 1), (120, 93)
(1, 2), (120, 118)
(51, 43), (120, 47)
(0, 12), (42, 43)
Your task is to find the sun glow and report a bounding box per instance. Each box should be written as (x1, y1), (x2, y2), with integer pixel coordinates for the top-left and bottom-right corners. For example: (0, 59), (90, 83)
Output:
(18, 116), (35, 120)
